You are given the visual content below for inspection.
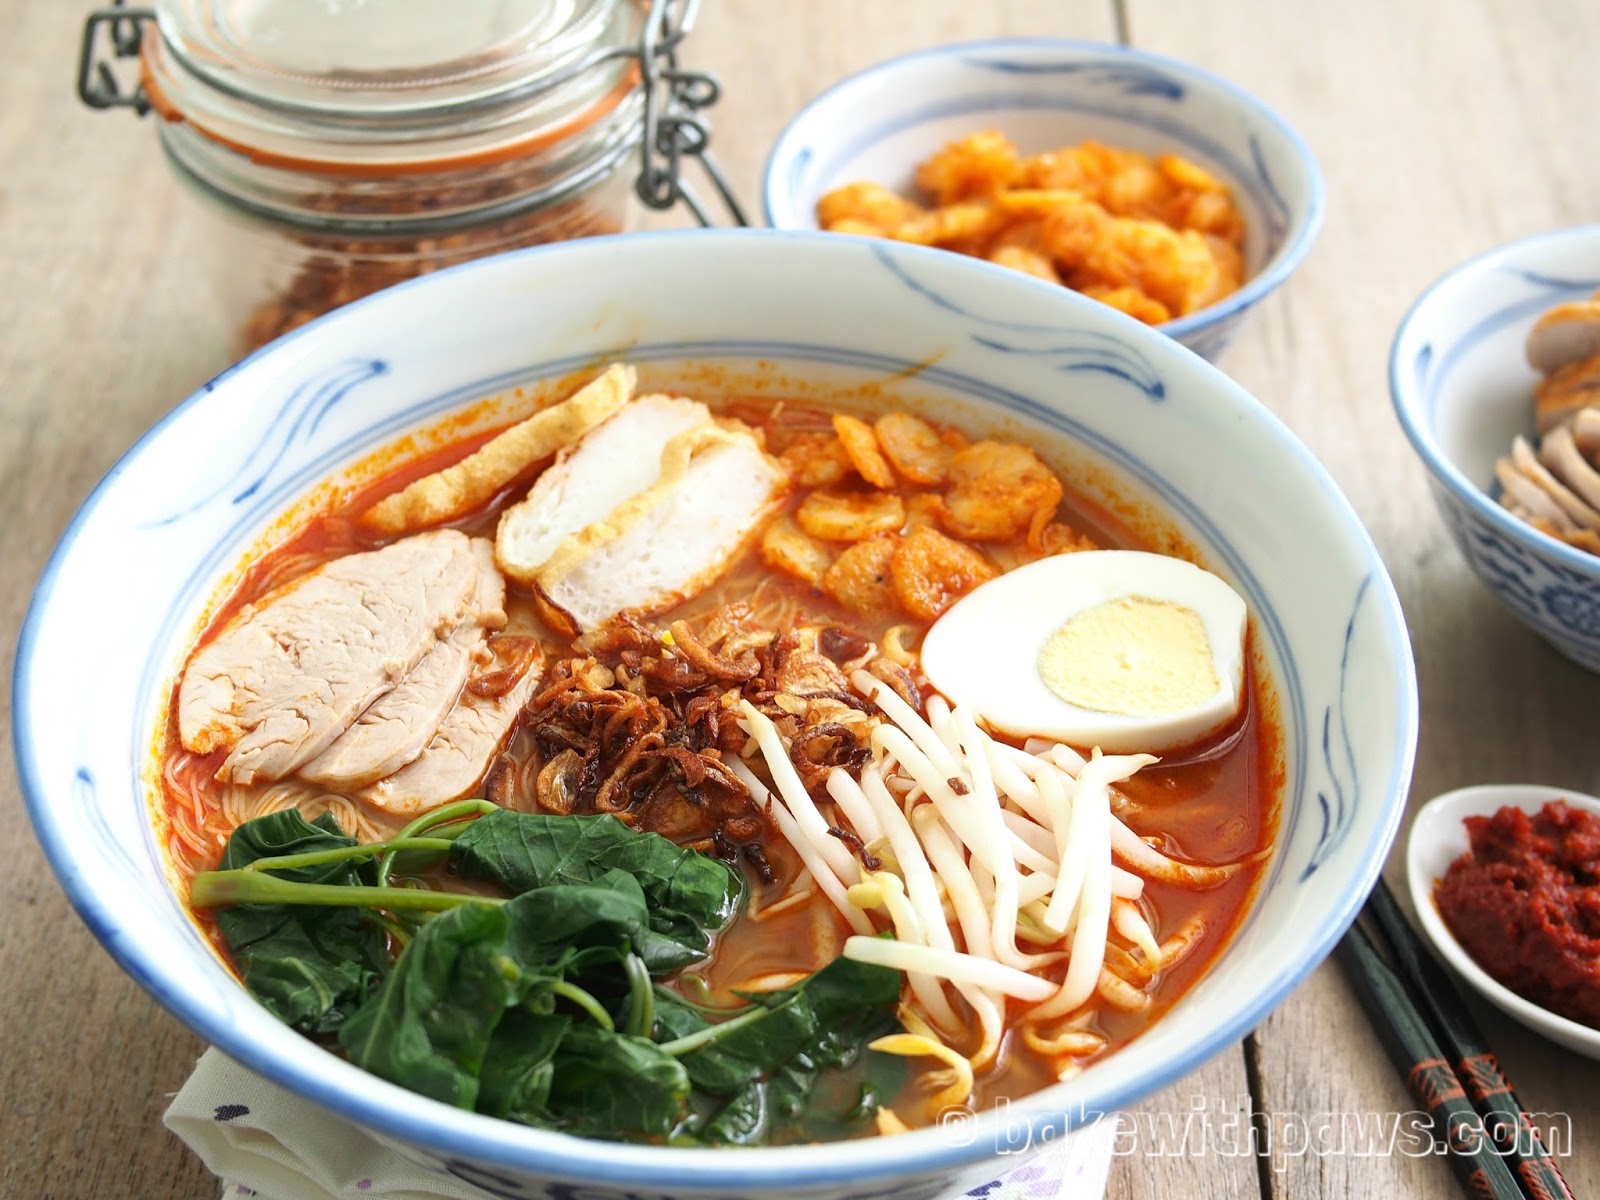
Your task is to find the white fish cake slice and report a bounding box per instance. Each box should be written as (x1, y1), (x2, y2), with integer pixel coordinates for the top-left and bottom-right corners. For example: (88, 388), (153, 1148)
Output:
(361, 364), (635, 535)
(359, 639), (545, 817)
(1496, 455), (1576, 531)
(495, 392), (712, 584)
(298, 539), (507, 790)
(536, 427), (790, 634)
(1534, 352), (1600, 435)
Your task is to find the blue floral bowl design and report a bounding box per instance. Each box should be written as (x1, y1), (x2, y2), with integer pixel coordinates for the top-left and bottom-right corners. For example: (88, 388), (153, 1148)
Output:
(1390, 226), (1600, 672)
(762, 39), (1324, 362)
(15, 230), (1413, 1199)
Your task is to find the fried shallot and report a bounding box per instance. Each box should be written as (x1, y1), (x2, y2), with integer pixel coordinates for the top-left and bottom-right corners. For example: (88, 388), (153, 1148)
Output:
(519, 603), (886, 857)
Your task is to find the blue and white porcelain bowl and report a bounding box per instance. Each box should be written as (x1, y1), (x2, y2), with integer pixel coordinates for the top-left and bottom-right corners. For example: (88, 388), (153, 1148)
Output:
(15, 231), (1413, 1200)
(1391, 226), (1600, 673)
(763, 39), (1324, 363)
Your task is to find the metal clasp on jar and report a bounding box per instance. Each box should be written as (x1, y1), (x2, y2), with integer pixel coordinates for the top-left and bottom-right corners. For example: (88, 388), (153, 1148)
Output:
(76, 1), (152, 114)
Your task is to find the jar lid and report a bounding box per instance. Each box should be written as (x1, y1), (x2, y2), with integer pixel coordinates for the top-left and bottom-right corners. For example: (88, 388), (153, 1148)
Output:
(143, 0), (642, 170)
(154, 0), (622, 119)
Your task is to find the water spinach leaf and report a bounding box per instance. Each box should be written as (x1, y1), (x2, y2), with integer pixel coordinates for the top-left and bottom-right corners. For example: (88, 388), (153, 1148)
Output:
(203, 809), (904, 1145)
(212, 810), (386, 1035)
(339, 875), (655, 1111)
(338, 901), (519, 1109)
(476, 1012), (569, 1125)
(545, 1024), (692, 1139)
(652, 953), (905, 1144)
(450, 811), (744, 971)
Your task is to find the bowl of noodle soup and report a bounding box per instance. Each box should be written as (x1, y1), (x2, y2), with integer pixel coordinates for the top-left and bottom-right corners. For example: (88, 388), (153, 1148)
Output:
(14, 229), (1415, 1199)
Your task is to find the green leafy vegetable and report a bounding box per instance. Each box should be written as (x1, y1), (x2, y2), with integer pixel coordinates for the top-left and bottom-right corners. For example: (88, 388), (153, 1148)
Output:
(545, 1024), (692, 1139)
(339, 873), (655, 1111)
(198, 810), (904, 1144)
(211, 811), (387, 1034)
(476, 1012), (568, 1124)
(451, 810), (744, 971)
(338, 901), (520, 1108)
(652, 952), (906, 1144)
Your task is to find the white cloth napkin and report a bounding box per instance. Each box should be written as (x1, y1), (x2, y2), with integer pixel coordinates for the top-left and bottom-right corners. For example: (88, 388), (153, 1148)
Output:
(166, 1049), (1117, 1200)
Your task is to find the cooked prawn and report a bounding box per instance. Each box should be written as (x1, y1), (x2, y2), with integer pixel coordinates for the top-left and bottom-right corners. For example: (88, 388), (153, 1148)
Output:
(823, 534), (900, 615)
(940, 441), (1064, 547)
(890, 526), (998, 620)
(833, 414), (897, 488)
(780, 432), (853, 487)
(760, 514), (834, 586)
(875, 412), (953, 485)
(798, 489), (906, 542)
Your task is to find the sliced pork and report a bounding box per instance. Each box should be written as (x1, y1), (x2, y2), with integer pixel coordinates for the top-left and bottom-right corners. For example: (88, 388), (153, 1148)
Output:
(178, 530), (481, 786)
(298, 540), (507, 790)
(360, 637), (545, 816)
(495, 393), (712, 584)
(536, 427), (789, 633)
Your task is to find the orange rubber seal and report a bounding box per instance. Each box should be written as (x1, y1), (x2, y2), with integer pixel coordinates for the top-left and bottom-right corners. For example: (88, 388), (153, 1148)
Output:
(141, 44), (641, 177)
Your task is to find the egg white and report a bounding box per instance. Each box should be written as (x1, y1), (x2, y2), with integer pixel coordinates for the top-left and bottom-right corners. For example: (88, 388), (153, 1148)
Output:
(919, 550), (1248, 753)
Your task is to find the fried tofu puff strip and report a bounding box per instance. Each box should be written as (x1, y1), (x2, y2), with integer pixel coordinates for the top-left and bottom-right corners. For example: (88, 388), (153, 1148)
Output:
(742, 668), (1254, 1101)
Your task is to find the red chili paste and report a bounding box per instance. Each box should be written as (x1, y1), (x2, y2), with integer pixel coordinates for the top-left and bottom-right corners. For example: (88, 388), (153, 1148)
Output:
(1434, 800), (1600, 1029)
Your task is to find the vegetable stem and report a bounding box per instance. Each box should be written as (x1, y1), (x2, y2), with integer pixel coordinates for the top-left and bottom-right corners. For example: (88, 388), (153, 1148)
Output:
(656, 1000), (776, 1057)
(191, 869), (505, 913)
(378, 799), (498, 887)
(624, 954), (653, 1038)
(548, 981), (615, 1032)
(366, 910), (414, 951)
(244, 836), (455, 874)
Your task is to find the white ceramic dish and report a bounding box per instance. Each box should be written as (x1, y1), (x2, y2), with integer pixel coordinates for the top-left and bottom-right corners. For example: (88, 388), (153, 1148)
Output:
(763, 38), (1324, 362)
(1406, 783), (1600, 1061)
(14, 230), (1415, 1200)
(1391, 226), (1600, 672)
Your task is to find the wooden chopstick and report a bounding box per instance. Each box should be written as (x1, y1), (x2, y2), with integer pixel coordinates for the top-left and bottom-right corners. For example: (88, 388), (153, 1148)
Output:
(1366, 880), (1576, 1200)
(1335, 919), (1527, 1200)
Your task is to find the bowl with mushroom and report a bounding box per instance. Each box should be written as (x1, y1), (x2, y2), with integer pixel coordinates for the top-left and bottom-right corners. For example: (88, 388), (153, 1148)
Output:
(1392, 225), (1600, 670)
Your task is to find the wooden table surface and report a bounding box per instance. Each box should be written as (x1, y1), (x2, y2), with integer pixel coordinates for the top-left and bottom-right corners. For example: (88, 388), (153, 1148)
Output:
(3, 2), (1598, 1197)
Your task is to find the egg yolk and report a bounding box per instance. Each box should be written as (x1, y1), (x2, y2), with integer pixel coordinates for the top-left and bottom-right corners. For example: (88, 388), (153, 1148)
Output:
(1037, 596), (1219, 716)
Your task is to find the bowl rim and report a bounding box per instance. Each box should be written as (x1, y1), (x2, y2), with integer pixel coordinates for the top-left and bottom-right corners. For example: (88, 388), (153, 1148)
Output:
(14, 227), (1413, 1189)
(1404, 783), (1600, 1057)
(1388, 224), (1600, 580)
(760, 36), (1327, 344)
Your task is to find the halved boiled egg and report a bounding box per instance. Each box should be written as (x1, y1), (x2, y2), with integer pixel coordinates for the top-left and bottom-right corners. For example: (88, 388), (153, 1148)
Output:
(919, 550), (1248, 753)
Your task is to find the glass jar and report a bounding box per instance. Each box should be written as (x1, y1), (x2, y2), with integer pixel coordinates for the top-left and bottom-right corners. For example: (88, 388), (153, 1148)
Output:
(78, 0), (736, 353)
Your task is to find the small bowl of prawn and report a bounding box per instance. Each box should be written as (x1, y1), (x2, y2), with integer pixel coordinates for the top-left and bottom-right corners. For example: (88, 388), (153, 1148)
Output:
(763, 38), (1325, 362)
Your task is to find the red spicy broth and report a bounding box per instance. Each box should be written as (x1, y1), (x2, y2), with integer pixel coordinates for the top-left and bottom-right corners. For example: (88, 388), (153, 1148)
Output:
(154, 378), (1283, 1136)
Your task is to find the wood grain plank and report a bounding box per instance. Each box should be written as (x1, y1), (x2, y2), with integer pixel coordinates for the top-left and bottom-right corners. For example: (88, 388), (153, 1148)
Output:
(1, 6), (236, 1200)
(1121, 1), (1600, 1196)
(0, 4), (1113, 1199)
(651, 0), (1119, 230)
(1104, 1054), (1263, 1200)
(10, 1), (1598, 1198)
